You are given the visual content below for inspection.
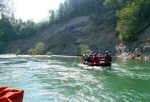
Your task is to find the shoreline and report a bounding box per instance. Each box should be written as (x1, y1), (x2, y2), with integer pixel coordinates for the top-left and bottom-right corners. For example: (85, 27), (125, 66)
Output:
(114, 52), (150, 61)
(0, 53), (150, 61)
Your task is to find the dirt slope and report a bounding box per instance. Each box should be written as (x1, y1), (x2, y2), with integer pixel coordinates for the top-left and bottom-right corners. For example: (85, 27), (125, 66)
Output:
(4, 16), (150, 59)
(5, 16), (119, 55)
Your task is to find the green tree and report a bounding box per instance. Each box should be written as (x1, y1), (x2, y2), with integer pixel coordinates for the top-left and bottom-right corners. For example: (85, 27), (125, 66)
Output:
(0, 0), (14, 16)
(58, 3), (65, 20)
(80, 44), (92, 56)
(0, 13), (16, 42)
(49, 10), (55, 24)
(28, 48), (34, 55)
(116, 1), (142, 41)
(103, 0), (127, 10)
(0, 1), (5, 14)
(140, 0), (150, 24)
(47, 51), (53, 55)
(28, 42), (46, 55)
(34, 42), (46, 55)
(16, 48), (21, 55)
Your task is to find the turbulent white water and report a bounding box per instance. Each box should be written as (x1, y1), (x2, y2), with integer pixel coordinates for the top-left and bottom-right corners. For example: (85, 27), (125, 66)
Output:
(0, 55), (150, 102)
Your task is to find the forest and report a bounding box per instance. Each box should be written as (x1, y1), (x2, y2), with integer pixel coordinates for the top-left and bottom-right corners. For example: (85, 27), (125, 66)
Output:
(0, 0), (150, 53)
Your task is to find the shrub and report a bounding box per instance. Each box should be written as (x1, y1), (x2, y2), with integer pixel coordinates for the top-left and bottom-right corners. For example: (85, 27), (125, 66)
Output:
(47, 51), (53, 55)
(28, 42), (46, 55)
(28, 48), (34, 55)
(80, 44), (92, 56)
(16, 48), (21, 55)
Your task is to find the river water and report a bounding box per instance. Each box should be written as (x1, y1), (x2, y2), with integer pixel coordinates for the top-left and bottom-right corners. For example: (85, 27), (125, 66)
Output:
(0, 55), (150, 102)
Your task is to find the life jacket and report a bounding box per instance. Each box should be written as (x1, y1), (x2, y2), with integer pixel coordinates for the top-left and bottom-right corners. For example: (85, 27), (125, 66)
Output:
(103, 54), (110, 62)
(92, 55), (100, 64)
(87, 55), (92, 62)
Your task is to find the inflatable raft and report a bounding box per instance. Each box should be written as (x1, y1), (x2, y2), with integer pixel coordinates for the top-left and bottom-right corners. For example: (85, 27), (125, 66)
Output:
(0, 86), (24, 102)
(83, 61), (111, 66)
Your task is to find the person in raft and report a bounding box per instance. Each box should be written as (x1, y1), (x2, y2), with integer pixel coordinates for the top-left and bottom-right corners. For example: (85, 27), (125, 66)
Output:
(103, 51), (111, 62)
(92, 53), (100, 64)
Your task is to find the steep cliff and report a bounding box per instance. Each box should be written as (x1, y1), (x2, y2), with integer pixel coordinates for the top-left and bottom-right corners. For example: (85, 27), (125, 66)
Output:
(4, 16), (150, 59)
(5, 16), (119, 55)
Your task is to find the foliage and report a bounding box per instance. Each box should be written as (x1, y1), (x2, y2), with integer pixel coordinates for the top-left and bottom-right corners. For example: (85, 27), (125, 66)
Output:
(49, 10), (56, 24)
(0, 0), (13, 15)
(116, 1), (141, 41)
(0, 13), (50, 53)
(103, 0), (127, 10)
(0, 14), (16, 42)
(28, 42), (46, 55)
(116, 0), (150, 41)
(15, 20), (39, 39)
(0, 41), (5, 53)
(80, 44), (92, 56)
(50, 0), (105, 22)
(16, 48), (21, 55)
(28, 48), (34, 55)
(46, 51), (53, 55)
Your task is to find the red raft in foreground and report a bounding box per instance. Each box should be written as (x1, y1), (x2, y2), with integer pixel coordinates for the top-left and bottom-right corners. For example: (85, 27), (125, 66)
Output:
(0, 87), (24, 102)
(83, 61), (111, 66)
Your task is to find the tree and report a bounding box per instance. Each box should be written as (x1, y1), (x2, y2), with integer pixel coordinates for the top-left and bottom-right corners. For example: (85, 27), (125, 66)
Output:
(0, 13), (16, 42)
(0, 0), (14, 16)
(28, 42), (46, 55)
(0, 0), (5, 14)
(103, 0), (127, 10)
(80, 44), (92, 56)
(58, 3), (64, 20)
(49, 10), (55, 24)
(116, 0), (147, 41)
(16, 48), (21, 55)
(34, 42), (46, 55)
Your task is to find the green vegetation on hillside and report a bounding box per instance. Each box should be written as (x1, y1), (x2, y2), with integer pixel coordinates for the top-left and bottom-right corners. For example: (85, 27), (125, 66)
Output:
(80, 44), (92, 56)
(28, 42), (53, 55)
(0, 0), (150, 54)
(28, 42), (46, 55)
(48, 0), (150, 41)
(116, 0), (150, 41)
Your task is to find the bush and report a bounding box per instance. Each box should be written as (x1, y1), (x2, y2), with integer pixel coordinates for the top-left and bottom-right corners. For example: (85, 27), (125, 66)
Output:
(47, 51), (53, 55)
(80, 44), (92, 56)
(16, 48), (21, 55)
(28, 42), (46, 55)
(28, 48), (34, 55)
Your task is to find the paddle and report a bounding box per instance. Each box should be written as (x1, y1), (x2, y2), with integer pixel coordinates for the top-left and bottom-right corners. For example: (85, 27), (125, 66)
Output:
(80, 58), (83, 64)
(80, 56), (84, 64)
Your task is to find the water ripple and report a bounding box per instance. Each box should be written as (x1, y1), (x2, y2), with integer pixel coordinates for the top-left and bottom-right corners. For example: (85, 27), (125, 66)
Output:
(0, 55), (150, 101)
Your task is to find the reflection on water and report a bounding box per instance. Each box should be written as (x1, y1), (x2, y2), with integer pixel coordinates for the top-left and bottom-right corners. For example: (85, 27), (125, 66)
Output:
(0, 55), (150, 102)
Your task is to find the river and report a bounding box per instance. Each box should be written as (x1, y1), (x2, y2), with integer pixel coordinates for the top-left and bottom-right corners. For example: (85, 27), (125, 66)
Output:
(0, 55), (150, 102)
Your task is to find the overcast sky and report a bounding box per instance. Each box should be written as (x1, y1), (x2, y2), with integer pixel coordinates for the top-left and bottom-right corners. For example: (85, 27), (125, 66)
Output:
(13, 0), (64, 22)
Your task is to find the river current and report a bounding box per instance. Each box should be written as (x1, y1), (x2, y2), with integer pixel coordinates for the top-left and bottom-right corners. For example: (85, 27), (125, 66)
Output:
(0, 55), (150, 102)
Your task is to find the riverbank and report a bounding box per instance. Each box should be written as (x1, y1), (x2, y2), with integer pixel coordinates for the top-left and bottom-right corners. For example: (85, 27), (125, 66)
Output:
(115, 52), (150, 61)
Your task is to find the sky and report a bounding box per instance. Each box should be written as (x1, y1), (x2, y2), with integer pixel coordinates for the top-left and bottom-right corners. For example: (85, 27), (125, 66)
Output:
(13, 0), (64, 22)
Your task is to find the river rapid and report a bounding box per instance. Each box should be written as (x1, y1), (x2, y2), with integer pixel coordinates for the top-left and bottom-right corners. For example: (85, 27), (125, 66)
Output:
(0, 55), (150, 102)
